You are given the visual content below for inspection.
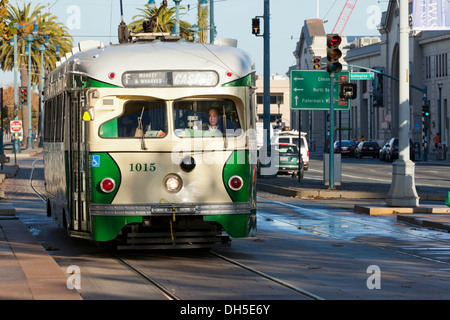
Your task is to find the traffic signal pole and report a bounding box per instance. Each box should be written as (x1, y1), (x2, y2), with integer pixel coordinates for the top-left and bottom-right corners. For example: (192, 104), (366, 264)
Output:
(326, 34), (343, 189)
(263, 0), (270, 167)
(329, 74), (335, 189)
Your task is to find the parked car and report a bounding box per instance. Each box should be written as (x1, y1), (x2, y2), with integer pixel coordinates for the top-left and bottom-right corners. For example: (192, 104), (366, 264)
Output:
(385, 138), (415, 162)
(379, 143), (389, 161)
(355, 141), (381, 158)
(334, 140), (357, 157)
(275, 143), (304, 178)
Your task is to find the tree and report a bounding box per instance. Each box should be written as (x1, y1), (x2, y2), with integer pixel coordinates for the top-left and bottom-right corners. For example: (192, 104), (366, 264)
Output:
(128, 3), (192, 41)
(0, 2), (73, 146)
(0, 0), (8, 39)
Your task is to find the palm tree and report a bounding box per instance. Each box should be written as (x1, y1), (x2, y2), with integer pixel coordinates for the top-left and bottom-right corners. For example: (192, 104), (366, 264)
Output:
(0, 0), (8, 38)
(129, 4), (192, 41)
(0, 2), (72, 146)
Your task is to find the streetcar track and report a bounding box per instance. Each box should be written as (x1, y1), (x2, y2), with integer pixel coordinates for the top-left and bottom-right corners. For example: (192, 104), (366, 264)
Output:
(107, 248), (325, 300)
(106, 250), (181, 300)
(258, 196), (450, 266)
(210, 251), (324, 300)
(29, 154), (323, 299)
(29, 158), (46, 204)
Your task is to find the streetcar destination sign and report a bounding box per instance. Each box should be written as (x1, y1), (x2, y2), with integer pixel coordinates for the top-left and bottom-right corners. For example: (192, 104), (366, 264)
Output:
(290, 70), (350, 110)
(122, 71), (219, 88)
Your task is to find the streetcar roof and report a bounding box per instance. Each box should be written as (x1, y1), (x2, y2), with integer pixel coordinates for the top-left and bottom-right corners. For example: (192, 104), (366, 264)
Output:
(51, 40), (255, 88)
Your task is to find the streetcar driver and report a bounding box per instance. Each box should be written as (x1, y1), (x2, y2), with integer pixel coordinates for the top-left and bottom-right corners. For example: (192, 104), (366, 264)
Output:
(203, 107), (222, 133)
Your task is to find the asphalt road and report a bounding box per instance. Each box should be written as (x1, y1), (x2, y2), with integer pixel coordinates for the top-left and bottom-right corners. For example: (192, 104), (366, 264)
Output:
(306, 154), (450, 191)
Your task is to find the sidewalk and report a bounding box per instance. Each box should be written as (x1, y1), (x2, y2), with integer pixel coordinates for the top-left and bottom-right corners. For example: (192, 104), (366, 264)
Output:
(0, 146), (82, 300)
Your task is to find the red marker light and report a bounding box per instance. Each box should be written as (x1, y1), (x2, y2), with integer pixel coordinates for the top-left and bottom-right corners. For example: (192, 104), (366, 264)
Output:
(100, 178), (115, 193)
(228, 176), (243, 191)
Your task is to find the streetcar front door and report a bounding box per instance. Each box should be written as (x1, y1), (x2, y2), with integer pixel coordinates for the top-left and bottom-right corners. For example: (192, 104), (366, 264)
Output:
(68, 91), (90, 236)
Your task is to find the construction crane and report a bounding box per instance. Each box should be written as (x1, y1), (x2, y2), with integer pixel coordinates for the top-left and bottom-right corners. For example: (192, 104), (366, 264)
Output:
(332, 0), (358, 35)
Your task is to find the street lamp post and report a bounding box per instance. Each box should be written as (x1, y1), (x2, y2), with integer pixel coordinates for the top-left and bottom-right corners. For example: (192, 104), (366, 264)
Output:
(386, 0), (419, 207)
(438, 81), (443, 140)
(26, 34), (33, 149)
(174, 0), (181, 36)
(148, 0), (156, 9)
(38, 42), (60, 148)
(209, 0), (215, 43)
(10, 23), (21, 153)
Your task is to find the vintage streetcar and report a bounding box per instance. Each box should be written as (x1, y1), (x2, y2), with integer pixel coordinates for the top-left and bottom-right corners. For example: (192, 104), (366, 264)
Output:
(43, 35), (257, 249)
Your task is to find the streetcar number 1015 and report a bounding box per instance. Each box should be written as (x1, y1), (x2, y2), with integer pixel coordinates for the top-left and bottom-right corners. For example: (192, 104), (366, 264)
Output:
(130, 163), (156, 172)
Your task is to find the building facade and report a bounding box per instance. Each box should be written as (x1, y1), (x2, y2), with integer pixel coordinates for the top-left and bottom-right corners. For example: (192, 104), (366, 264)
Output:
(255, 76), (291, 130)
(290, 1), (449, 158)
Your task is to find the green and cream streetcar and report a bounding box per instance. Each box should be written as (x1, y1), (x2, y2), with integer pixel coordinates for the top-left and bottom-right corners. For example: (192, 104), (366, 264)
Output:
(43, 35), (257, 249)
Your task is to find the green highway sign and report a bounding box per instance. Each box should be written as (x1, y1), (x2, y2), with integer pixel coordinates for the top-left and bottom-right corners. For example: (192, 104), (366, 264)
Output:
(350, 72), (374, 80)
(290, 70), (350, 110)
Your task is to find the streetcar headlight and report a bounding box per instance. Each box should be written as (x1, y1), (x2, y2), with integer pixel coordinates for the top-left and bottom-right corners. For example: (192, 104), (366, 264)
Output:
(163, 174), (182, 193)
(100, 178), (116, 193)
(228, 176), (243, 191)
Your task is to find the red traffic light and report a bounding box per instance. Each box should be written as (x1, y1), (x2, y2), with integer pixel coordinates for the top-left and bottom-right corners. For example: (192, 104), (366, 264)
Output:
(326, 34), (342, 74)
(327, 34), (342, 48)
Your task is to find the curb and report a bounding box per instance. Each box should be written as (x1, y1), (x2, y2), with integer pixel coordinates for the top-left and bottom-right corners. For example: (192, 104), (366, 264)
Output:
(257, 182), (446, 201)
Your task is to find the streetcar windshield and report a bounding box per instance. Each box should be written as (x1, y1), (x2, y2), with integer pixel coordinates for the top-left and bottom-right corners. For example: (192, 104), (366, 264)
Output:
(173, 99), (241, 137)
(100, 100), (167, 138)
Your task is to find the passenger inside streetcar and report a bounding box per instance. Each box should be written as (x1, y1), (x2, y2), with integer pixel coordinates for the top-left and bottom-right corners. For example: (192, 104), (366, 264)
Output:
(100, 100), (167, 138)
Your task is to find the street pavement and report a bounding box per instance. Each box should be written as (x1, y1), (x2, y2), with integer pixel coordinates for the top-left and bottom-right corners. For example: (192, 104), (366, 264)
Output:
(0, 146), (449, 299)
(259, 150), (450, 231)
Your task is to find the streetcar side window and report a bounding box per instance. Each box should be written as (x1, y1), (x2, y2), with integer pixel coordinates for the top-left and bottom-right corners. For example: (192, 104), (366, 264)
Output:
(100, 100), (167, 138)
(173, 99), (241, 137)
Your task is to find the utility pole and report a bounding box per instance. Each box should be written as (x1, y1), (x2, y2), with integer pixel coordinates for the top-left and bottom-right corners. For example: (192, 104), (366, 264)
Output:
(263, 0), (270, 162)
(386, 0), (419, 207)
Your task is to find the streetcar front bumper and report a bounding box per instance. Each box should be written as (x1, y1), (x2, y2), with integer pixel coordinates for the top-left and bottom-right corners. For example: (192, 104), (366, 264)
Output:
(90, 202), (256, 241)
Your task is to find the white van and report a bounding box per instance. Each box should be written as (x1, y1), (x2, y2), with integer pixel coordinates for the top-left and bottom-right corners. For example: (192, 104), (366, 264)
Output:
(272, 131), (309, 170)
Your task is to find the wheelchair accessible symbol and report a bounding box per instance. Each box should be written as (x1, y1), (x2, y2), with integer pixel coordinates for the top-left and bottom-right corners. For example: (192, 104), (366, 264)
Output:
(91, 155), (100, 167)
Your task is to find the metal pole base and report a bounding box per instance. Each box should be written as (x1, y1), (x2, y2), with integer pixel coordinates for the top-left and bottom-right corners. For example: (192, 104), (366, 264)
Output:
(26, 136), (34, 149)
(13, 139), (21, 154)
(386, 160), (419, 207)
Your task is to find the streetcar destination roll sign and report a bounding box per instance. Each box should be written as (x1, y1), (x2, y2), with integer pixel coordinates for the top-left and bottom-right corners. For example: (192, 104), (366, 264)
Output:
(122, 71), (219, 88)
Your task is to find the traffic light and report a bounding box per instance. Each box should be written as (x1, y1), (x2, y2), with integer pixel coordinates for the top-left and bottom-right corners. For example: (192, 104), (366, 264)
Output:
(339, 82), (357, 100)
(422, 104), (430, 118)
(312, 56), (322, 70)
(252, 18), (260, 35)
(20, 87), (27, 104)
(326, 34), (342, 75)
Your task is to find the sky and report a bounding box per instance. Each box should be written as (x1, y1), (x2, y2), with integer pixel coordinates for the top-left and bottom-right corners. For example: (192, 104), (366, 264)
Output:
(0, 0), (389, 87)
